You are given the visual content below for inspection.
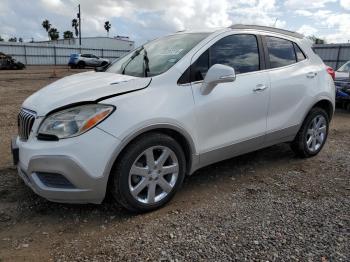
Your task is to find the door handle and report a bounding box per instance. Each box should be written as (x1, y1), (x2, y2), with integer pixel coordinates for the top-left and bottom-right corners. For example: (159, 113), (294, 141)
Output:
(306, 72), (317, 78)
(253, 84), (268, 92)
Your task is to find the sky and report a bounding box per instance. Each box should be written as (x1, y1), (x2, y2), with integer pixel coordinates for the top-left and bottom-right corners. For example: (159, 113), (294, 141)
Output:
(0, 0), (350, 45)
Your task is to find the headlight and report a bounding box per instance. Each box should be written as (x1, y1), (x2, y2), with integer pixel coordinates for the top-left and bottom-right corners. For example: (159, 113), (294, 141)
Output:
(38, 104), (114, 139)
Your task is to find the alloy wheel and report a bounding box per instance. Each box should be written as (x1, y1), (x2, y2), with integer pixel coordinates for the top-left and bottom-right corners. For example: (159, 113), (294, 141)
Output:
(306, 114), (327, 152)
(128, 146), (179, 204)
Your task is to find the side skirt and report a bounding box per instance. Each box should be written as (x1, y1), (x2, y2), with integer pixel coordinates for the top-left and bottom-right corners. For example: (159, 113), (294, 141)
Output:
(189, 124), (300, 174)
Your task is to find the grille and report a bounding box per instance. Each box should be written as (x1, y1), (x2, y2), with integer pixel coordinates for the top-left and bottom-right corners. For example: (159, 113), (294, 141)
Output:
(18, 108), (36, 140)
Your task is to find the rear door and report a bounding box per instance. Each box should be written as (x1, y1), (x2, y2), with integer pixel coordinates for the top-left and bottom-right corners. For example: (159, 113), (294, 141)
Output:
(188, 34), (270, 164)
(263, 36), (319, 142)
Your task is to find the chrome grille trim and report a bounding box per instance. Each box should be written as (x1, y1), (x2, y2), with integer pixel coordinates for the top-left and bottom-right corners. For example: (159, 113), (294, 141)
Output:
(18, 108), (36, 140)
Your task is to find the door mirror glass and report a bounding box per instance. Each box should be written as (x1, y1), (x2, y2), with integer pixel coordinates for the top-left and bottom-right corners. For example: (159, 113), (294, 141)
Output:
(201, 64), (236, 95)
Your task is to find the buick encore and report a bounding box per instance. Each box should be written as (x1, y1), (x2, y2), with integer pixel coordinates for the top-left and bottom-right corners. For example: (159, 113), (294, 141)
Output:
(12, 25), (335, 212)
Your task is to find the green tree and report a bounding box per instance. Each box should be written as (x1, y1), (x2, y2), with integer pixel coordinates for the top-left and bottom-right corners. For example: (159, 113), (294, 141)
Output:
(63, 31), (74, 39)
(8, 37), (17, 42)
(104, 21), (111, 37)
(18, 37), (23, 42)
(48, 28), (59, 40)
(72, 18), (79, 37)
(0, 35), (4, 41)
(42, 19), (51, 39)
(308, 35), (326, 44)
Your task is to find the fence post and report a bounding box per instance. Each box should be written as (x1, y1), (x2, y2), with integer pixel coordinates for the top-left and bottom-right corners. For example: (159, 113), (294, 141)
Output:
(102, 49), (104, 58)
(23, 45), (27, 65)
(336, 45), (341, 70)
(53, 45), (57, 65)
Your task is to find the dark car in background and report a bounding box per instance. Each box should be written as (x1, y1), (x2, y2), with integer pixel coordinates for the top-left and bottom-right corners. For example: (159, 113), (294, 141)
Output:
(0, 52), (25, 70)
(334, 61), (350, 110)
(68, 53), (109, 69)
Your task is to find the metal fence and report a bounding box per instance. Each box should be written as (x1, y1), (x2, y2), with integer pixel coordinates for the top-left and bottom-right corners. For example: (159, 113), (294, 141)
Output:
(0, 42), (131, 65)
(313, 43), (350, 70)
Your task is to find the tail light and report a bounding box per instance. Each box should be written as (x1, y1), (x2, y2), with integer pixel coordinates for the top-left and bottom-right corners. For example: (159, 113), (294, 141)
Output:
(326, 66), (335, 80)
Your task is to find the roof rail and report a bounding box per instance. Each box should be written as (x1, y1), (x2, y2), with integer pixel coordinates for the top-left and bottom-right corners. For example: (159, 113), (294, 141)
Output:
(229, 24), (304, 39)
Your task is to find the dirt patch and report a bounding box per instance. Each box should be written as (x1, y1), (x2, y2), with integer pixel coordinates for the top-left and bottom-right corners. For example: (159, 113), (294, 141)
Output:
(0, 67), (349, 261)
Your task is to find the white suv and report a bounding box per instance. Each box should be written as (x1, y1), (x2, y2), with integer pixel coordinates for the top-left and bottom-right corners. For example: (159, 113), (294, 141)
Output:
(12, 25), (335, 212)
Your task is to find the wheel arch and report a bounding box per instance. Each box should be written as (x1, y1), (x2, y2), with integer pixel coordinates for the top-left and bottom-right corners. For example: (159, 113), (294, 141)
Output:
(104, 124), (198, 191)
(311, 99), (334, 120)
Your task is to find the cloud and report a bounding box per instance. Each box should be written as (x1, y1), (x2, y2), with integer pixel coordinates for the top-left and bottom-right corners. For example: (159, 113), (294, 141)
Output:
(297, 25), (318, 36)
(340, 0), (350, 10)
(285, 0), (337, 9)
(0, 0), (348, 44)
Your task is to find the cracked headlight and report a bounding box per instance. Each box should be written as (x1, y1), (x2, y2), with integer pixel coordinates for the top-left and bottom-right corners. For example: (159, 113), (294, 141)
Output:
(38, 104), (115, 139)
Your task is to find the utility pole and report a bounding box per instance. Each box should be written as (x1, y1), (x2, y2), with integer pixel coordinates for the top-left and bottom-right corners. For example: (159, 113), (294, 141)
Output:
(78, 4), (81, 46)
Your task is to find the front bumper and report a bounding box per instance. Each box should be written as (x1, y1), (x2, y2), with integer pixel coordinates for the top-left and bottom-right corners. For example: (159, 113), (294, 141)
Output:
(12, 127), (121, 204)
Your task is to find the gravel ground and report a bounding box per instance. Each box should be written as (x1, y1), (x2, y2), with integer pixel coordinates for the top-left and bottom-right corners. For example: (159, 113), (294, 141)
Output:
(0, 66), (349, 261)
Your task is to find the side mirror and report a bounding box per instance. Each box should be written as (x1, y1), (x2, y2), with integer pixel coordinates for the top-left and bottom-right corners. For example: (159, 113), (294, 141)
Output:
(201, 64), (236, 95)
(95, 63), (110, 72)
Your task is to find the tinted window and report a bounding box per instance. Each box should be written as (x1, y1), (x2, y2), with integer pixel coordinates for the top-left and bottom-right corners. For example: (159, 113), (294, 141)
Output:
(181, 34), (260, 83)
(293, 43), (306, 62)
(266, 37), (296, 68)
(210, 34), (260, 74)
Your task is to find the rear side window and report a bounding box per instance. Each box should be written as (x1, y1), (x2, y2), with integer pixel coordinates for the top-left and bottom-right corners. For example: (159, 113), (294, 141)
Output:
(266, 36), (296, 68)
(293, 43), (306, 62)
(178, 34), (260, 84)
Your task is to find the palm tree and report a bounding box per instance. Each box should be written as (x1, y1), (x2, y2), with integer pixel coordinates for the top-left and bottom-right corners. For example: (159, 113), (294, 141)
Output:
(72, 19), (79, 37)
(104, 21), (111, 37)
(48, 28), (59, 40)
(63, 31), (74, 39)
(42, 19), (51, 39)
(18, 38), (23, 42)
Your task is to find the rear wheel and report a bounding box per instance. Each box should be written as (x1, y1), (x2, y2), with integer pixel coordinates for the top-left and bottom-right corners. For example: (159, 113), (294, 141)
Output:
(110, 133), (186, 213)
(77, 61), (85, 68)
(291, 107), (329, 158)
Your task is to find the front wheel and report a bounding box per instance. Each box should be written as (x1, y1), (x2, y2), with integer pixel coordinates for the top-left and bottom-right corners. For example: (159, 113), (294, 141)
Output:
(110, 133), (186, 213)
(291, 107), (329, 158)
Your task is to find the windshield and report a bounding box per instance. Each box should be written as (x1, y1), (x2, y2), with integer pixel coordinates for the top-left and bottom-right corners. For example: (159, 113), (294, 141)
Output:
(338, 61), (350, 72)
(106, 33), (209, 77)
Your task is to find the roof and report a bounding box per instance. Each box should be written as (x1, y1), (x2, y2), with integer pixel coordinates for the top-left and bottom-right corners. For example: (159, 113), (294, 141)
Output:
(229, 24), (304, 39)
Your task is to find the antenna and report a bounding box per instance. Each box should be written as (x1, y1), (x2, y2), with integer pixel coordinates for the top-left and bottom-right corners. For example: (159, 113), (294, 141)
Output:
(273, 18), (278, 27)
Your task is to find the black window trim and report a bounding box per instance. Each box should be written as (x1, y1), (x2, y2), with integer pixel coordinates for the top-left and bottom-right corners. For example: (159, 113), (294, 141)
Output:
(293, 42), (307, 62)
(262, 35), (309, 70)
(178, 33), (265, 85)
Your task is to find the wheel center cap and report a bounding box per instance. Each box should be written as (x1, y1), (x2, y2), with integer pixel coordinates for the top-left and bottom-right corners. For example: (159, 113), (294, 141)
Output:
(150, 172), (159, 180)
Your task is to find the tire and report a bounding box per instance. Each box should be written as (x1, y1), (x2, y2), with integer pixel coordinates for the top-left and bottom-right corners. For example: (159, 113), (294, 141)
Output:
(291, 107), (329, 158)
(110, 133), (186, 213)
(77, 61), (85, 68)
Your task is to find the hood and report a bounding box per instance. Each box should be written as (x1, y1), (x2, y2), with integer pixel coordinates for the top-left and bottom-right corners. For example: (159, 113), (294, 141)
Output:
(22, 71), (151, 116)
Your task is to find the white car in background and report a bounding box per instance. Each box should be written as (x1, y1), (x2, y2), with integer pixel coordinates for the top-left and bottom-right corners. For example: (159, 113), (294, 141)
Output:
(68, 53), (110, 69)
(335, 61), (350, 81)
(12, 25), (335, 212)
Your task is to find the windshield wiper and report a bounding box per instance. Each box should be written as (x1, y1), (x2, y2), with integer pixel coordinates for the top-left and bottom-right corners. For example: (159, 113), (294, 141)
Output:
(121, 46), (144, 75)
(143, 49), (150, 77)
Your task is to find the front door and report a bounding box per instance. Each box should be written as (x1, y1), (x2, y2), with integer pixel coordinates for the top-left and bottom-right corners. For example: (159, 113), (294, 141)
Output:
(190, 34), (270, 165)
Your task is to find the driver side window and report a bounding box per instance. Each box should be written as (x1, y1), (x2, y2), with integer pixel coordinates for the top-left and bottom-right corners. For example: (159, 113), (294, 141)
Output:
(178, 34), (260, 84)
